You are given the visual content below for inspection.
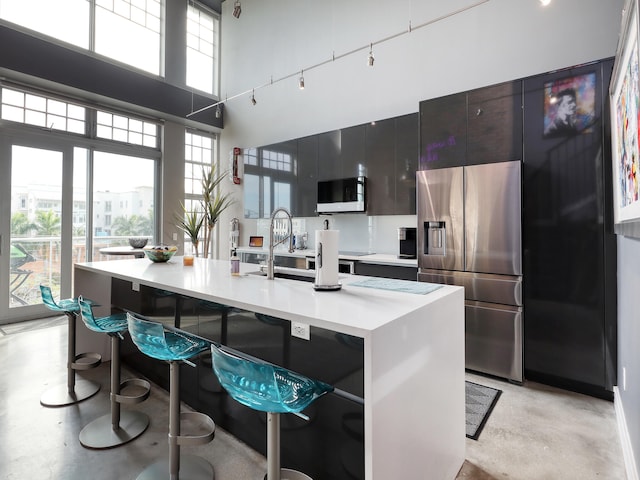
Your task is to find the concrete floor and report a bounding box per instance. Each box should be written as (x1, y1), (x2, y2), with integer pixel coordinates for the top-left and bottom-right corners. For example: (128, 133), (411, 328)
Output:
(0, 318), (627, 479)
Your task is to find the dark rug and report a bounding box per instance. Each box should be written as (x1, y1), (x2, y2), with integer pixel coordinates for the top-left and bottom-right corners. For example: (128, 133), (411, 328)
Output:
(466, 381), (501, 440)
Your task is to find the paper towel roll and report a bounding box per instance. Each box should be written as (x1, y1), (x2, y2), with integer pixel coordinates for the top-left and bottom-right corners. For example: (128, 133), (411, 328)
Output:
(315, 229), (339, 287)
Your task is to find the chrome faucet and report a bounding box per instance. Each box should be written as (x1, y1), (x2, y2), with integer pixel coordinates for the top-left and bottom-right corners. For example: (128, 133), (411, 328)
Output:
(267, 207), (294, 279)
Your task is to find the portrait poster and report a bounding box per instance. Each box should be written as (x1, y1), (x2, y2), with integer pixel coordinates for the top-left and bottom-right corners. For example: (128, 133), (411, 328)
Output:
(611, 0), (640, 234)
(543, 72), (596, 138)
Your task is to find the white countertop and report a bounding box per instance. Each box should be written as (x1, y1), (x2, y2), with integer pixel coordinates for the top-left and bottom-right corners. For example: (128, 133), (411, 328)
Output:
(236, 247), (418, 267)
(76, 256), (450, 338)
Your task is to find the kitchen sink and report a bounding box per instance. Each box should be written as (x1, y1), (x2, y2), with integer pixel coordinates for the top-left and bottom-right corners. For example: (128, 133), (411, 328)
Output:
(246, 266), (316, 283)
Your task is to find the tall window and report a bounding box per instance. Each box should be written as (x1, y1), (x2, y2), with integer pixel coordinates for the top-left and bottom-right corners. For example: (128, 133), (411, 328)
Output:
(183, 130), (216, 249)
(0, 0), (163, 75)
(95, 0), (162, 75)
(0, 0), (90, 49)
(186, 3), (219, 95)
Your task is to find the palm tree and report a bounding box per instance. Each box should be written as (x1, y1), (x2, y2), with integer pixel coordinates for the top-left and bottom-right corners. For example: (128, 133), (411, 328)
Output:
(34, 210), (61, 236)
(112, 214), (151, 237)
(11, 212), (36, 235)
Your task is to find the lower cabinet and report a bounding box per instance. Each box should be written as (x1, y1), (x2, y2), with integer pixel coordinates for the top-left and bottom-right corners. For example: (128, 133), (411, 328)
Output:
(353, 262), (417, 281)
(114, 279), (365, 480)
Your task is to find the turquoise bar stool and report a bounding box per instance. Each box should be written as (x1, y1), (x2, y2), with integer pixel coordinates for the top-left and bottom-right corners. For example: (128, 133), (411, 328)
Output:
(127, 313), (216, 480)
(39, 285), (102, 407)
(77, 297), (151, 449)
(210, 343), (334, 480)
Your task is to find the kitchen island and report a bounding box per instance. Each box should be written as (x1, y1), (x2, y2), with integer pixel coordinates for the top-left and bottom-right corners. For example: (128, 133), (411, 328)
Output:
(74, 257), (465, 480)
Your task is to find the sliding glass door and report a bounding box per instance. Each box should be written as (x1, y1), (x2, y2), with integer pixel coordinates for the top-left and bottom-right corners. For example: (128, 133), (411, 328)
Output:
(0, 140), (74, 322)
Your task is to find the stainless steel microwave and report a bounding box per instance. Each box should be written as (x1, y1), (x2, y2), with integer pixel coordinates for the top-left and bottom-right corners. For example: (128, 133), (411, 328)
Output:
(317, 176), (366, 213)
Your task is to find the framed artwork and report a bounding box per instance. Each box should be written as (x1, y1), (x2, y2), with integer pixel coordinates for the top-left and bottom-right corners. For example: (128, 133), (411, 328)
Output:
(611, 0), (640, 235)
(543, 72), (597, 138)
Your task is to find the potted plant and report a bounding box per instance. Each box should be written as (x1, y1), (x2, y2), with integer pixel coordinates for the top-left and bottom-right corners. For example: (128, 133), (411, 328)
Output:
(174, 203), (203, 256)
(175, 165), (234, 259)
(201, 165), (235, 258)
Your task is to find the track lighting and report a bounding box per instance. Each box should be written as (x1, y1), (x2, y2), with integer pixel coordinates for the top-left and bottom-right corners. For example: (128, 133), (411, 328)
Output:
(368, 44), (375, 66)
(233, 0), (241, 18)
(251, 90), (256, 105)
(299, 71), (305, 90)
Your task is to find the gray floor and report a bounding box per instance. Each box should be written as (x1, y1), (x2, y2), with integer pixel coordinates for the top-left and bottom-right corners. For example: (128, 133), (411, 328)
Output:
(0, 318), (627, 479)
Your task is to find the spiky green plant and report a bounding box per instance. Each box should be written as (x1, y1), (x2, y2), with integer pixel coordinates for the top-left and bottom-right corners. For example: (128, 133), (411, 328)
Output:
(174, 203), (204, 256)
(201, 165), (235, 258)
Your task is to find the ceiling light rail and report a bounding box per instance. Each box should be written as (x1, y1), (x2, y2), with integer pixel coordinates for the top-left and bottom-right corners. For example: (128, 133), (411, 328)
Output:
(187, 0), (491, 119)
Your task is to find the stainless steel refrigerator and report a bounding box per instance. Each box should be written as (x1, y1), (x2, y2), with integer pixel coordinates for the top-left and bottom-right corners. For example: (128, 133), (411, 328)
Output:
(417, 160), (523, 383)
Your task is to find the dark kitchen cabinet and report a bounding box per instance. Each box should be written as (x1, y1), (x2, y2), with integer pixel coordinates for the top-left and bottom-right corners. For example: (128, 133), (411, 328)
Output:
(419, 92), (466, 170)
(365, 118), (396, 215)
(317, 130), (341, 181)
(395, 113), (418, 215)
(467, 81), (523, 164)
(339, 124), (366, 178)
(522, 58), (616, 399)
(296, 135), (318, 216)
(366, 113), (418, 215)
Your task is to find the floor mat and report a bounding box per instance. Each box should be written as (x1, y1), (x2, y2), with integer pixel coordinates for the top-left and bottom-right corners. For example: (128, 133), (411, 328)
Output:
(466, 381), (501, 440)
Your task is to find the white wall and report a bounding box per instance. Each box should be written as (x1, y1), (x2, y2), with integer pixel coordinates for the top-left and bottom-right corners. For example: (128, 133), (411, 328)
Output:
(215, 0), (624, 254)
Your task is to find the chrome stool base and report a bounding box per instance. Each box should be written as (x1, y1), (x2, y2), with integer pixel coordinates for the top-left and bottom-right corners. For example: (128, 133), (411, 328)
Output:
(40, 378), (100, 407)
(135, 454), (215, 480)
(79, 410), (149, 449)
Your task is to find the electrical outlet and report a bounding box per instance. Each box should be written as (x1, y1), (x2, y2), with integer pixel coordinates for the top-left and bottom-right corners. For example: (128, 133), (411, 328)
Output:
(291, 322), (310, 340)
(132, 281), (140, 292)
(172, 232), (177, 241)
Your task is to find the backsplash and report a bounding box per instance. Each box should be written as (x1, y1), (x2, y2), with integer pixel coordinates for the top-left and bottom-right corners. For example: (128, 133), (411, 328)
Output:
(252, 214), (417, 255)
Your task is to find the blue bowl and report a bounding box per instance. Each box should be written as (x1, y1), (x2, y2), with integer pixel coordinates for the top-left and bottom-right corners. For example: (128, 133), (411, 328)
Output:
(143, 245), (177, 263)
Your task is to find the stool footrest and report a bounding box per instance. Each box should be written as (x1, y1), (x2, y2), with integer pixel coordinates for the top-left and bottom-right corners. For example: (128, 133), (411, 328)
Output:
(71, 352), (102, 370)
(114, 378), (151, 405)
(264, 469), (314, 480)
(175, 411), (215, 447)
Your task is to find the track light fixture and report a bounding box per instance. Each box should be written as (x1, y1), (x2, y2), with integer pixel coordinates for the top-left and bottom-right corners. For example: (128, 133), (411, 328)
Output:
(187, 1), (491, 119)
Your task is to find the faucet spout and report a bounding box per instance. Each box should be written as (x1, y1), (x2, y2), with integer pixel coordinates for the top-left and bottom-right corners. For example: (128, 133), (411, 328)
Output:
(268, 207), (294, 280)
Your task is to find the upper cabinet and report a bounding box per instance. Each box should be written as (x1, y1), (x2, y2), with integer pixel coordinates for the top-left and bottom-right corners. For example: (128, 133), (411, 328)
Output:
(467, 81), (523, 165)
(296, 135), (318, 217)
(246, 114), (418, 218)
(419, 82), (523, 170)
(419, 92), (467, 170)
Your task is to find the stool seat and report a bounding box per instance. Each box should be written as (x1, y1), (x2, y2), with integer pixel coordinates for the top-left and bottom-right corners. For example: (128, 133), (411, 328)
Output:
(127, 313), (215, 480)
(77, 297), (151, 449)
(39, 285), (102, 407)
(210, 343), (333, 480)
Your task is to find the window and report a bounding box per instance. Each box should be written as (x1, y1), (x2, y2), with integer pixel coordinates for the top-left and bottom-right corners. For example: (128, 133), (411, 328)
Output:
(186, 3), (218, 95)
(183, 130), (217, 245)
(0, 0), (163, 75)
(95, 0), (163, 75)
(96, 110), (158, 147)
(0, 0), (90, 49)
(1, 88), (86, 134)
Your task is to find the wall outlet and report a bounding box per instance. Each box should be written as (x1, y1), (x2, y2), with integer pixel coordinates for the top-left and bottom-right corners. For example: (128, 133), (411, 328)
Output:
(132, 281), (140, 292)
(172, 232), (178, 241)
(291, 322), (310, 341)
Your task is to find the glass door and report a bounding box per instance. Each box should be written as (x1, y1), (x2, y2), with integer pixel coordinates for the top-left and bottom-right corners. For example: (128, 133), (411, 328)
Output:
(1, 142), (72, 323)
